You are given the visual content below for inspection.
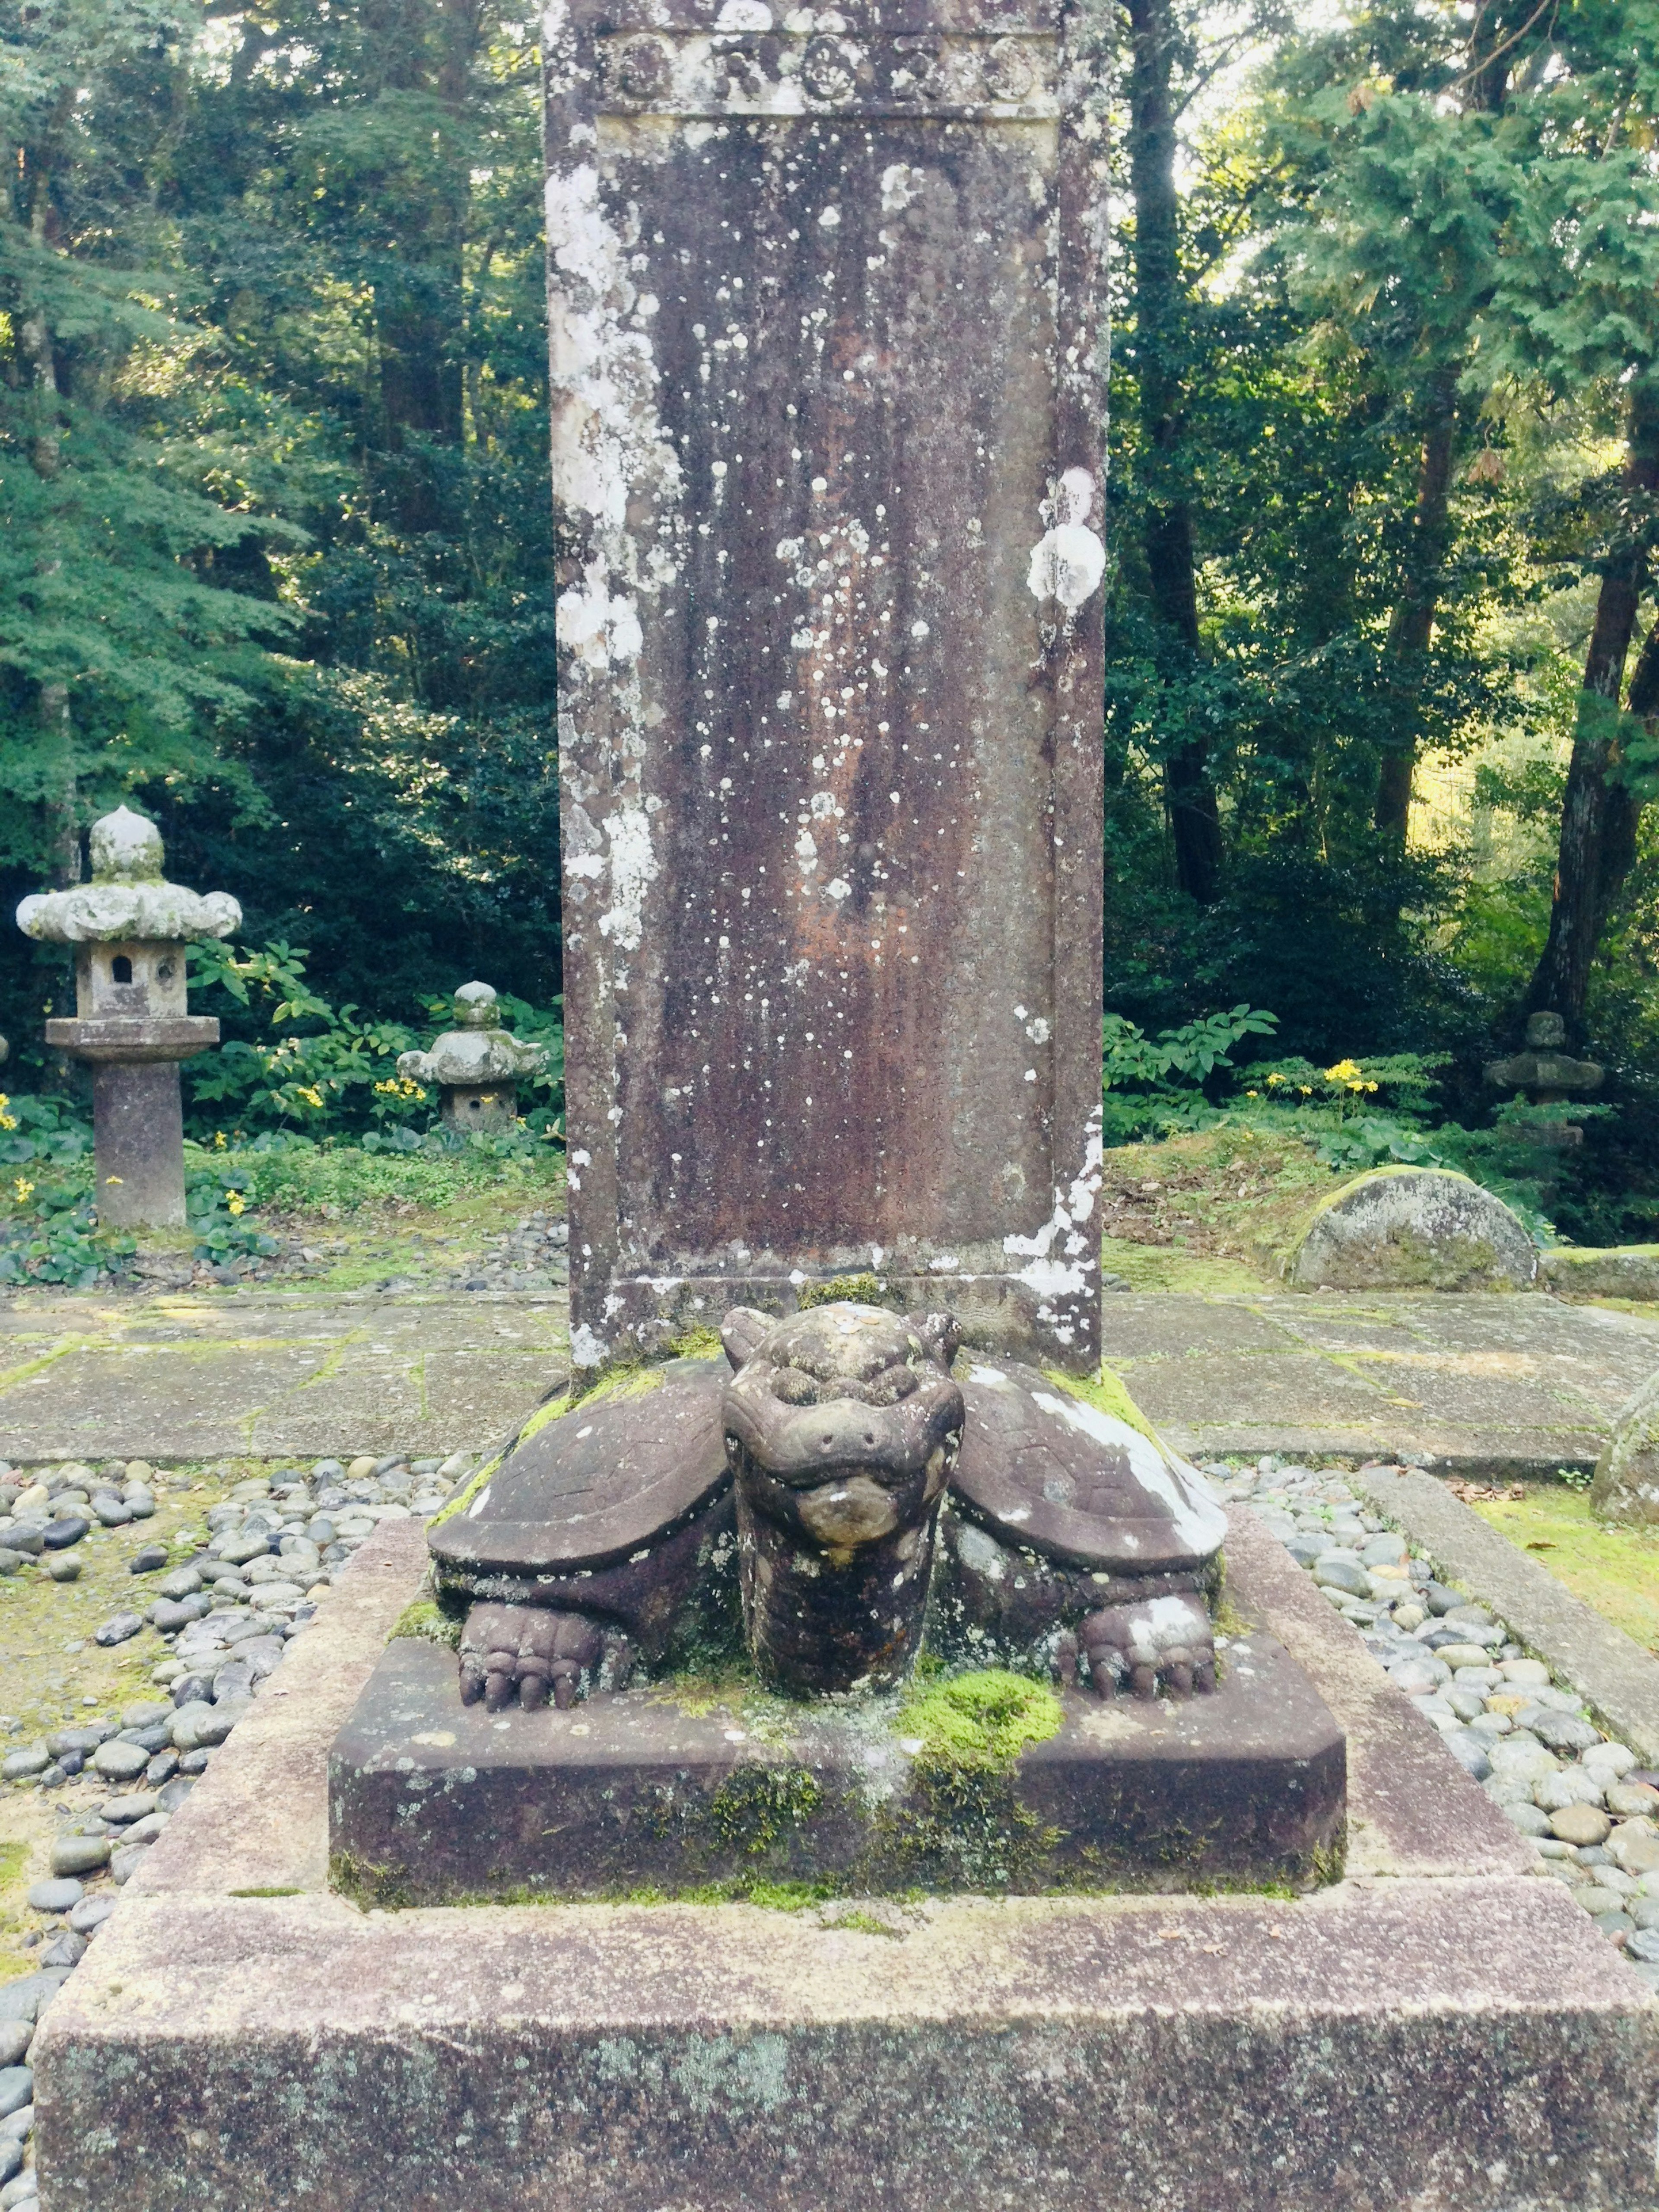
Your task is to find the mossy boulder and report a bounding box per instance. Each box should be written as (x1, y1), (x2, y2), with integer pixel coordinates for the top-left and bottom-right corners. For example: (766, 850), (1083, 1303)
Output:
(1590, 1370), (1659, 1527)
(1288, 1166), (1537, 1292)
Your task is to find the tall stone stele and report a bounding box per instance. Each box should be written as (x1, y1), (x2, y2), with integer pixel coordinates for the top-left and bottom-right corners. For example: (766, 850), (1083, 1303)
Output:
(16, 808), (239, 1229)
(551, 0), (1110, 1373)
(397, 982), (547, 1131)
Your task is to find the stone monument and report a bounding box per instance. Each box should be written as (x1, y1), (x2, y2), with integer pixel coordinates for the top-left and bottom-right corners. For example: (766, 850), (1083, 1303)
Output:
(16, 808), (238, 1229)
(550, 0), (1110, 1375)
(396, 981), (547, 1131)
(1485, 1009), (1604, 1147)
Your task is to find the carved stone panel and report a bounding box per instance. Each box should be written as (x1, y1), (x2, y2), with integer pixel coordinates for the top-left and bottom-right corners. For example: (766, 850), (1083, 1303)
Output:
(550, 0), (1109, 1373)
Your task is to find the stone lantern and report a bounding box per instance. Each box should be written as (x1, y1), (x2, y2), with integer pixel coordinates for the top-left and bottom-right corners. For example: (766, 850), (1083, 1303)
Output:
(1484, 1011), (1604, 1147)
(16, 807), (239, 1227)
(397, 982), (545, 1131)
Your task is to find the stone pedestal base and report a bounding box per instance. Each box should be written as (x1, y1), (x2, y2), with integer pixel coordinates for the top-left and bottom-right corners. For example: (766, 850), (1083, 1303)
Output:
(32, 1519), (1659, 2212)
(330, 1631), (1345, 1903)
(92, 1059), (186, 1229)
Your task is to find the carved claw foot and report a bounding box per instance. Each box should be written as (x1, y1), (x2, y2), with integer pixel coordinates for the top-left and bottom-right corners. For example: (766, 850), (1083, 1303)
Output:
(1075, 1593), (1217, 1701)
(458, 1602), (605, 1711)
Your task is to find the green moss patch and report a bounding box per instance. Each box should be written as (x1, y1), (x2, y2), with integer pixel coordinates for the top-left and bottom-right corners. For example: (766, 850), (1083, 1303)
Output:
(1039, 1363), (1162, 1447)
(897, 1668), (1063, 1774)
(388, 1598), (461, 1650)
(797, 1273), (896, 1311)
(1466, 1485), (1659, 1656)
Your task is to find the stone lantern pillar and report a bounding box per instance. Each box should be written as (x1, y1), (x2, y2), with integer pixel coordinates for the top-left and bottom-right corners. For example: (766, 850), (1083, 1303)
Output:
(16, 808), (240, 1228)
(397, 983), (545, 1132)
(1484, 1011), (1604, 1148)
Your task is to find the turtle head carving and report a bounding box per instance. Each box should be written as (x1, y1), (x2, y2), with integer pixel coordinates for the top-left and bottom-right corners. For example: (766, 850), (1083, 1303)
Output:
(721, 1302), (964, 1694)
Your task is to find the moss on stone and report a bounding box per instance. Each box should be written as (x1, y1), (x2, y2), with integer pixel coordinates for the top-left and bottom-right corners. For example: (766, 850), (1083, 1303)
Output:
(426, 1449), (503, 1530)
(388, 1598), (461, 1650)
(896, 1668), (1063, 1773)
(1039, 1361), (1162, 1446)
(706, 1763), (824, 1856)
(796, 1273), (898, 1311)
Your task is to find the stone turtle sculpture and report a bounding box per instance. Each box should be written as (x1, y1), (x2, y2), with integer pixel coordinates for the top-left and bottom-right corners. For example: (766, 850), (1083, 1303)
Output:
(427, 1302), (1226, 1710)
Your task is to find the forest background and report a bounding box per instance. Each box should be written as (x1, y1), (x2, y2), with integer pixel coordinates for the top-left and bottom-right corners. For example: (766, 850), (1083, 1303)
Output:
(3, 0), (1659, 1254)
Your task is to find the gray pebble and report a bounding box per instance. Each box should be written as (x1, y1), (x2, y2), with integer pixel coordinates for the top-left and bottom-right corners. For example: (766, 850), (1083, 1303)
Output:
(91, 1740), (149, 1783)
(0, 2141), (18, 2189)
(0, 2168), (37, 2207)
(1626, 1926), (1659, 1964)
(156, 1775), (196, 1813)
(1503, 1801), (1552, 1836)
(49, 1835), (110, 1878)
(24, 1879), (80, 1915)
(67, 1894), (116, 1935)
(93, 1612), (145, 1649)
(0, 2075), (28, 2122)
(0, 2036), (24, 2074)
(0, 1751), (47, 1783)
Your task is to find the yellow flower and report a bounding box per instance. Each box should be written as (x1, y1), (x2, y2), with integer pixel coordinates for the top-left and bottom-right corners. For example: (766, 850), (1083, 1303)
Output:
(0, 1092), (14, 1131)
(12, 1178), (33, 1203)
(1265, 1073), (1282, 1087)
(227, 1192), (246, 1217)
(215, 1131), (228, 1150)
(296, 1085), (324, 1110)
(1297, 1085), (1312, 1097)
(1324, 1058), (1363, 1084)
(1246, 1090), (1259, 1098)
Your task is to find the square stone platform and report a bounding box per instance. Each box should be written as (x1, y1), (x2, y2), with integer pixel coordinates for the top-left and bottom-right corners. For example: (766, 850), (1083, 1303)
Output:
(330, 1623), (1344, 1901)
(32, 1516), (1659, 2212)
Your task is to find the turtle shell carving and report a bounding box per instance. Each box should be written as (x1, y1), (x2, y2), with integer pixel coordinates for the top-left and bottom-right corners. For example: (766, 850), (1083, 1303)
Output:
(953, 1358), (1226, 1574)
(427, 1354), (730, 1580)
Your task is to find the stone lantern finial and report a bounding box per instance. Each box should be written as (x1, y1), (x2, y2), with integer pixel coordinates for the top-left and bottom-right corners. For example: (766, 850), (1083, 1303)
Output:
(397, 982), (545, 1131)
(16, 809), (240, 1229)
(89, 805), (165, 883)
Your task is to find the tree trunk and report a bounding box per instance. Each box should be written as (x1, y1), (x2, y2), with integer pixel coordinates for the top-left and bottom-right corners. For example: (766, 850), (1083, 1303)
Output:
(1373, 369), (1457, 843)
(1522, 386), (1659, 1033)
(1128, 0), (1224, 905)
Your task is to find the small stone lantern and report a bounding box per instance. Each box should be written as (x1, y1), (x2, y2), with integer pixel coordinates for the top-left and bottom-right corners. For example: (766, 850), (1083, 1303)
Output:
(16, 808), (240, 1227)
(397, 982), (545, 1131)
(1484, 1011), (1604, 1148)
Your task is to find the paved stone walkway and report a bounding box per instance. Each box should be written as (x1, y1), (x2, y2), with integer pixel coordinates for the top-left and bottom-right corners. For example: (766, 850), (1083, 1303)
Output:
(0, 1285), (1655, 1470)
(0, 1290), (570, 1463)
(1112, 1292), (1659, 1474)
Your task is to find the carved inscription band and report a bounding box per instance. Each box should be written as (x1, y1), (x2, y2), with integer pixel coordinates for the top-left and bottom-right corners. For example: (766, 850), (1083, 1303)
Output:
(597, 30), (1059, 118)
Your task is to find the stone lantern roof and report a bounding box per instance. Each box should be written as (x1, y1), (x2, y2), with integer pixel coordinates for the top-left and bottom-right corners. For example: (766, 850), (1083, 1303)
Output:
(16, 807), (240, 947)
(398, 983), (546, 1091)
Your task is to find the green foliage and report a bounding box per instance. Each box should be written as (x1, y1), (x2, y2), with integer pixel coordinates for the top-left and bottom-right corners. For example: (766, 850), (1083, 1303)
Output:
(183, 939), (563, 1142)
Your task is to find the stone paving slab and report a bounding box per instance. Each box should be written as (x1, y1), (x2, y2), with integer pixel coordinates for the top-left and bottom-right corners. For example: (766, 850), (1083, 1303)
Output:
(2, 1286), (1656, 1475)
(32, 1522), (1659, 2212)
(1108, 1291), (1659, 1473)
(0, 1290), (571, 1462)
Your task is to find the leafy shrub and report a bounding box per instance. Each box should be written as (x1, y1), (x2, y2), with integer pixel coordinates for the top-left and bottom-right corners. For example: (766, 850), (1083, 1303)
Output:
(185, 941), (564, 1142)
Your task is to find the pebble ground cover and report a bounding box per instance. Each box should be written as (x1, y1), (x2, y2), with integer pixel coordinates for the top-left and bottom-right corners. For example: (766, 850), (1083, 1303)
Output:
(2, 1431), (1657, 2207)
(1219, 1456), (1659, 1995)
(0, 1448), (475, 2207)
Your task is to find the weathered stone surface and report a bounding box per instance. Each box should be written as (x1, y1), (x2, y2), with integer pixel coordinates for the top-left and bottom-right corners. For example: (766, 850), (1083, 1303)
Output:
(19, 808), (236, 1229)
(1591, 1364), (1659, 1526)
(397, 981), (546, 1131)
(33, 1529), (1659, 2212)
(1541, 1246), (1659, 1301)
(331, 1626), (1344, 1901)
(1290, 1167), (1539, 1292)
(724, 1304), (964, 1693)
(951, 1354), (1226, 1572)
(553, 0), (1110, 1376)
(0, 1291), (569, 1462)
